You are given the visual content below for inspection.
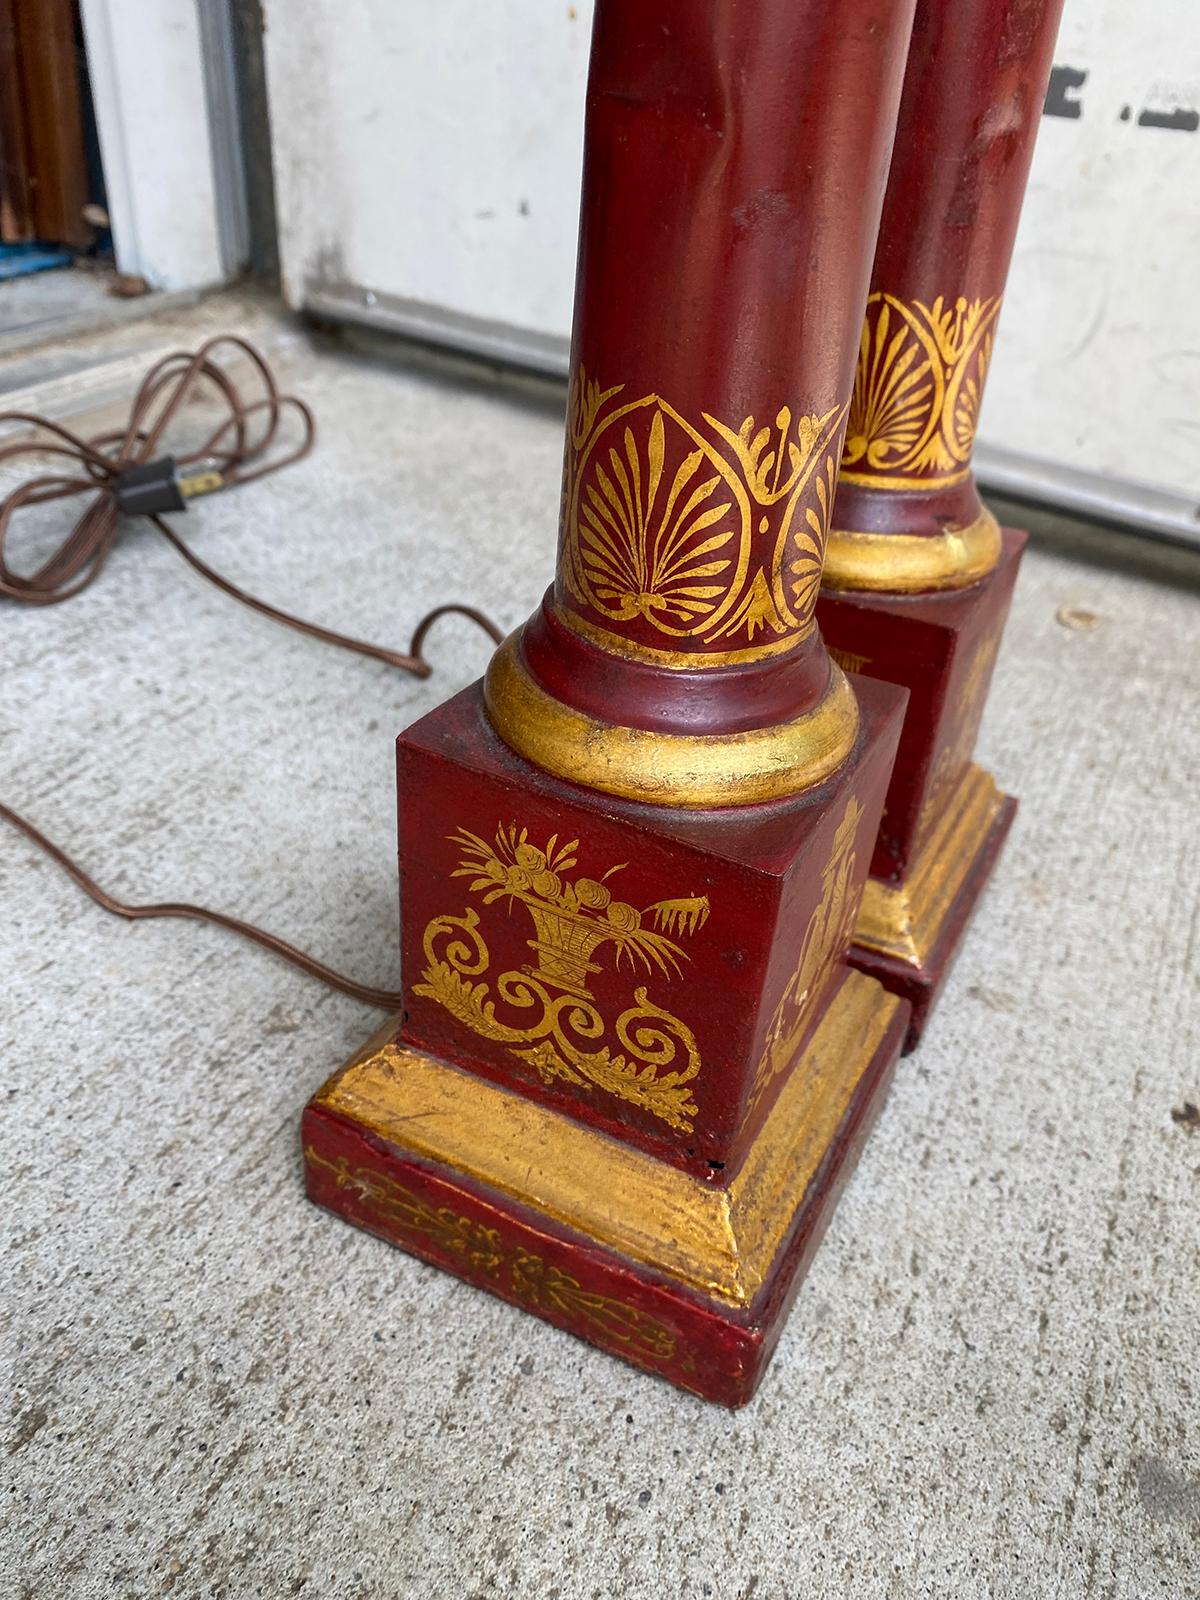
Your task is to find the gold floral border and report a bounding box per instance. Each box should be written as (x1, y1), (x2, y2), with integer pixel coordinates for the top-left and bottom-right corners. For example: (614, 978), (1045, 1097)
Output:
(308, 1147), (677, 1361)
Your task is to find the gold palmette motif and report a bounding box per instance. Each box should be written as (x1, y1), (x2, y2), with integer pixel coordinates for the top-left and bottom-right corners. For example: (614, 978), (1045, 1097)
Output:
(747, 795), (864, 1119)
(840, 294), (1002, 488)
(562, 368), (847, 659)
(414, 824), (709, 1132)
(307, 1148), (677, 1360)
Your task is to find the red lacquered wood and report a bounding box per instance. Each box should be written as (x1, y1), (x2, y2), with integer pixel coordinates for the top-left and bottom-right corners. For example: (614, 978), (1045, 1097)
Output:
(818, 530), (1025, 883)
(848, 796), (1016, 1051)
(302, 984), (908, 1408)
(817, 530), (1025, 1045)
(515, 0), (918, 737)
(833, 0), (1066, 541)
(397, 676), (906, 1179)
(307, 1), (926, 1404)
(520, 591), (836, 738)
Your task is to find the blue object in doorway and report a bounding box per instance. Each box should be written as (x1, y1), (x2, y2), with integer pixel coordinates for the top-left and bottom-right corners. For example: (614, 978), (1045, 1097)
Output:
(0, 243), (73, 281)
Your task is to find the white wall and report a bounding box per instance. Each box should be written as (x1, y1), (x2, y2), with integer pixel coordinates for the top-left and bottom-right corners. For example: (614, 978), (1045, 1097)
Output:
(985, 8), (1200, 500)
(264, 0), (1200, 503)
(266, 0), (591, 338)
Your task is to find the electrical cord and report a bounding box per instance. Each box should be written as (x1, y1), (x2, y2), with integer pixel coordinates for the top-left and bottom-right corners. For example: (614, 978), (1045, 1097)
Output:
(0, 334), (505, 1008)
(0, 800), (408, 1010)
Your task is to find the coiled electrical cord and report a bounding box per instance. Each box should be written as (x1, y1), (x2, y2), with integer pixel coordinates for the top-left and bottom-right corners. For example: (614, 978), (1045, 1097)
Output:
(0, 334), (505, 1008)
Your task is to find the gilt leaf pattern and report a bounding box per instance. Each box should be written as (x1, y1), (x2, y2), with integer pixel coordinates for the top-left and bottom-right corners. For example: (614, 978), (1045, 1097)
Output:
(561, 366), (847, 652)
(841, 294), (1002, 481)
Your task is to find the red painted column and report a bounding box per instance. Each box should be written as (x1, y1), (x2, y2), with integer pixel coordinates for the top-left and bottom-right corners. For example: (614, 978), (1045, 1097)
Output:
(826, 0), (1066, 590)
(816, 0), (1067, 1045)
(486, 0), (919, 809)
(306, 0), (924, 1405)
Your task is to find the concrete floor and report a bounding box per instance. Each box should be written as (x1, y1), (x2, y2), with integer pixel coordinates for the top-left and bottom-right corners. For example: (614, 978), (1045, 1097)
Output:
(3, 294), (1199, 1599)
(0, 263), (116, 340)
(0, 264), (207, 362)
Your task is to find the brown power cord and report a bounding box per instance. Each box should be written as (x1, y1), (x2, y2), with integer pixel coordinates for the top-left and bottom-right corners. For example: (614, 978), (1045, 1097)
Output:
(0, 334), (505, 1009)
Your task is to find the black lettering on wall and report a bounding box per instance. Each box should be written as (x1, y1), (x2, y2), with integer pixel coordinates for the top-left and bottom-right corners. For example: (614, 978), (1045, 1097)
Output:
(1043, 64), (1200, 133)
(1044, 65), (1086, 119)
(1137, 106), (1199, 133)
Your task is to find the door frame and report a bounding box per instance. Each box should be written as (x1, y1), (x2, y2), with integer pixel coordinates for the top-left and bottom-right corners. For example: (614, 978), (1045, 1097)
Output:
(77, 0), (246, 291)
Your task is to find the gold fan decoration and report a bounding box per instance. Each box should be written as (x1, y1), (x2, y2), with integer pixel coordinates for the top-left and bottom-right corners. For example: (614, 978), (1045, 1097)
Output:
(841, 293), (1002, 485)
(561, 367), (847, 657)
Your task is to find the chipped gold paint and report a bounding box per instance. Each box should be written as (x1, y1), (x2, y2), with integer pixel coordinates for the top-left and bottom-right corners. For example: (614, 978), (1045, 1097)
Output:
(855, 764), (1008, 965)
(484, 632), (859, 808)
(311, 970), (903, 1310)
(822, 506), (1002, 593)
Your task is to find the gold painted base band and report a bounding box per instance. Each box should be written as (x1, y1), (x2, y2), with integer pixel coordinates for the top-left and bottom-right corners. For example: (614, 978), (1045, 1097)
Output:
(855, 763), (1007, 966)
(313, 970), (904, 1310)
(837, 464), (971, 492)
(483, 631), (859, 809)
(555, 604), (817, 669)
(821, 506), (1002, 594)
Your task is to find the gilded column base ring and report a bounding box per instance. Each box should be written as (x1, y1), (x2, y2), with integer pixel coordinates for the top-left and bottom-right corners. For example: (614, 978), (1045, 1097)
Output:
(483, 631), (859, 809)
(821, 506), (1002, 594)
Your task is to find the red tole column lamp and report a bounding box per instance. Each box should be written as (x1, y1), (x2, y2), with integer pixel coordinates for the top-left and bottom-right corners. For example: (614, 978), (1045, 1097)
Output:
(303, 0), (918, 1406)
(817, 0), (1066, 1045)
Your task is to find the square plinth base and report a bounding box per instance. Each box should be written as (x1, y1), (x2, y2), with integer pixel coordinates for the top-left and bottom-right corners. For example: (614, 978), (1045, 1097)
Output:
(395, 674), (906, 1179)
(302, 969), (910, 1408)
(817, 527), (1026, 1046)
(851, 764), (1017, 1050)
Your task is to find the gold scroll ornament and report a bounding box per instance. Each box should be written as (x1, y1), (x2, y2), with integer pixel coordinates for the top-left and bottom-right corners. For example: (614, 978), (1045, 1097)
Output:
(559, 368), (848, 666)
(414, 823), (710, 1132)
(747, 794), (864, 1120)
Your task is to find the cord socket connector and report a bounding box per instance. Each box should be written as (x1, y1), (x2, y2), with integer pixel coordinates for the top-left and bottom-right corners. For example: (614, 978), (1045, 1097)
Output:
(114, 457), (225, 516)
